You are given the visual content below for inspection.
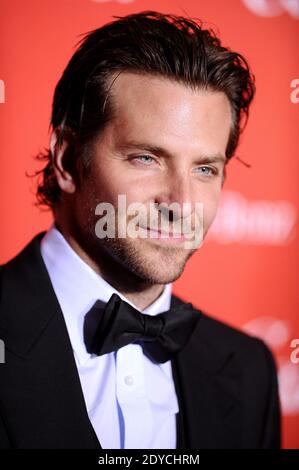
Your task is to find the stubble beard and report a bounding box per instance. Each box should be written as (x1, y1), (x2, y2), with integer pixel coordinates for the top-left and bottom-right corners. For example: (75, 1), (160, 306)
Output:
(99, 232), (196, 284)
(74, 193), (196, 285)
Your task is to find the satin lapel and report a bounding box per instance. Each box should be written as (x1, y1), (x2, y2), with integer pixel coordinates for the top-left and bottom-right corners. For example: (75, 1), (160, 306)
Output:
(170, 295), (242, 449)
(0, 233), (101, 449)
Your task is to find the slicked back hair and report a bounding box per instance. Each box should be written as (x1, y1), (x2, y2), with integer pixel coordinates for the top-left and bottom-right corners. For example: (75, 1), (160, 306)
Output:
(35, 10), (255, 209)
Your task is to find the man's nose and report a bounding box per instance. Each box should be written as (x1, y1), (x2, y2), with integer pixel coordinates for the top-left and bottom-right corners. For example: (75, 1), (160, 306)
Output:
(155, 172), (194, 221)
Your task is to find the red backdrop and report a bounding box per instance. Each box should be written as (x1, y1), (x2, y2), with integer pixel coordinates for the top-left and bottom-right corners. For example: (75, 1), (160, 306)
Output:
(0, 0), (298, 448)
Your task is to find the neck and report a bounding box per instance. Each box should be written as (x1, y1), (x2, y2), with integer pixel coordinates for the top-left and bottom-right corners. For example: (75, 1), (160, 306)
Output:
(54, 219), (165, 311)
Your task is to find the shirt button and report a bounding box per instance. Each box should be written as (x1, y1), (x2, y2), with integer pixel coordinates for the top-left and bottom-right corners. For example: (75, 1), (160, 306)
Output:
(124, 375), (134, 386)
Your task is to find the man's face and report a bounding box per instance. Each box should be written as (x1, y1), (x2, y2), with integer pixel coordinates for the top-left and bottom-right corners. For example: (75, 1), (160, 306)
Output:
(72, 72), (231, 284)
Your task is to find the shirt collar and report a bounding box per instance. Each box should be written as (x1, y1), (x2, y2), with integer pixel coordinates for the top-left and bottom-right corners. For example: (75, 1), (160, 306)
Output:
(40, 224), (172, 365)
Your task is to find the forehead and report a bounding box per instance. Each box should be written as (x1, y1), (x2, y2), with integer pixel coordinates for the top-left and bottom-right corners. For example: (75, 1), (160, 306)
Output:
(105, 72), (232, 154)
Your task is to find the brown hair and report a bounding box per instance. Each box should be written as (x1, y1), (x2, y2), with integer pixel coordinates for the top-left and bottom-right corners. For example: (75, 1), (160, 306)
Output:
(35, 10), (255, 209)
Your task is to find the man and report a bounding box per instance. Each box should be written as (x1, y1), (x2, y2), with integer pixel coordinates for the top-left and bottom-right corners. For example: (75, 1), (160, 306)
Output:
(0, 11), (280, 449)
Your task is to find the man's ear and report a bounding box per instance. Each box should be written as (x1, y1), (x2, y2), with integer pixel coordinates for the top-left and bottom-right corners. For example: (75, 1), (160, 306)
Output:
(50, 127), (77, 194)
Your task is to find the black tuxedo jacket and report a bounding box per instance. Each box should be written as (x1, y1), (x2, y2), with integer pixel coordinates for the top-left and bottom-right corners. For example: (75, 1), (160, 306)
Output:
(0, 233), (281, 449)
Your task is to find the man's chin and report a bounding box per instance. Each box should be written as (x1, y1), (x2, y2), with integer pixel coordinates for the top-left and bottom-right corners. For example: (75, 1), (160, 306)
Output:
(129, 269), (183, 286)
(134, 256), (188, 285)
(87, 235), (193, 285)
(152, 271), (184, 284)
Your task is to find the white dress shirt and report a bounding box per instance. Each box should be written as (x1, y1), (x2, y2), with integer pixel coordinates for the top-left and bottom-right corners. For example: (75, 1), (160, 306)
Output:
(40, 225), (179, 449)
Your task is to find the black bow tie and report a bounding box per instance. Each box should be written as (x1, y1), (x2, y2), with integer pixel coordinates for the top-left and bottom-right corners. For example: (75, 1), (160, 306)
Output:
(87, 293), (200, 363)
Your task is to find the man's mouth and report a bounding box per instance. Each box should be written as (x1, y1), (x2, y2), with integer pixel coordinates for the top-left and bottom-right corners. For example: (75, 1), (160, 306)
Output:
(137, 224), (193, 243)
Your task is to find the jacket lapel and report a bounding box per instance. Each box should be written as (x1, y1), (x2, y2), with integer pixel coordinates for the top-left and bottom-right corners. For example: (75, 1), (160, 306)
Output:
(170, 295), (242, 449)
(0, 233), (101, 449)
(1, 233), (242, 449)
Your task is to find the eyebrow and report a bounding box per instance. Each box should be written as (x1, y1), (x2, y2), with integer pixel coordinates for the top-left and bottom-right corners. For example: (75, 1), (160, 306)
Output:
(118, 140), (227, 165)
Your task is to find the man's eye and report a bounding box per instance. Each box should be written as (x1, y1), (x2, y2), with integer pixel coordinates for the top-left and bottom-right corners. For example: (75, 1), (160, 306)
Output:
(197, 166), (217, 177)
(133, 155), (155, 165)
